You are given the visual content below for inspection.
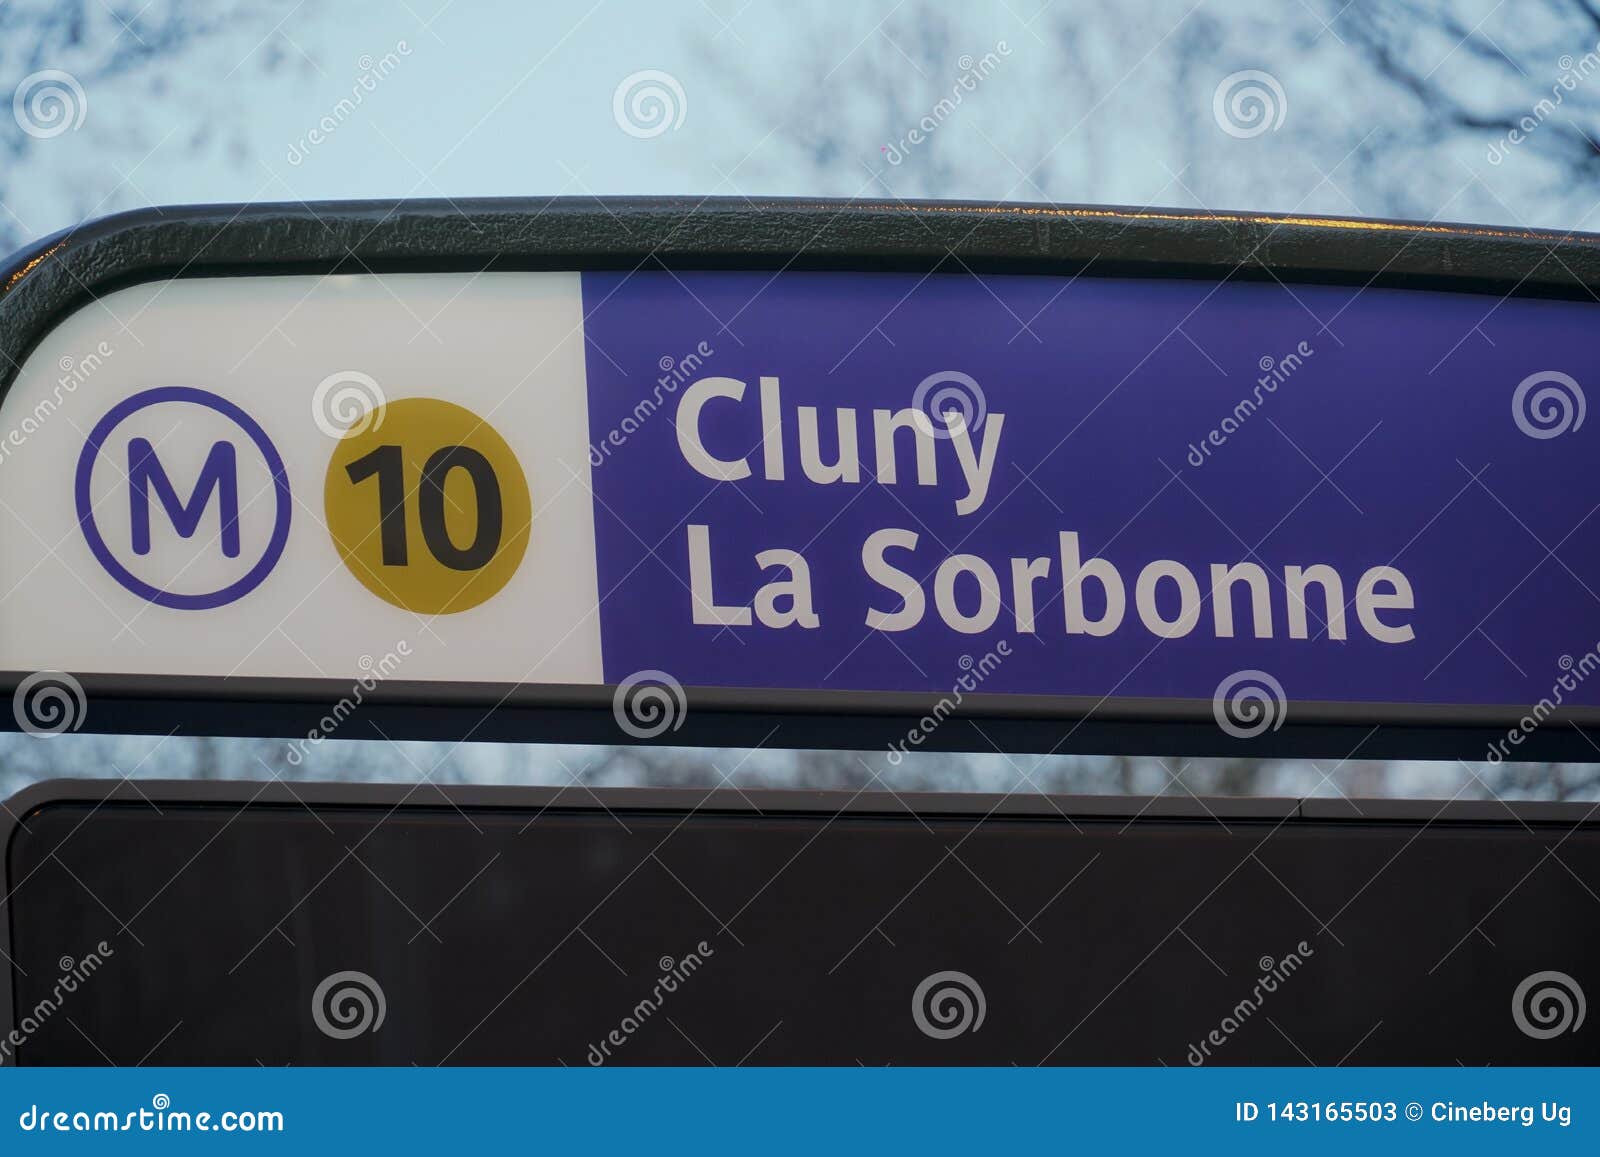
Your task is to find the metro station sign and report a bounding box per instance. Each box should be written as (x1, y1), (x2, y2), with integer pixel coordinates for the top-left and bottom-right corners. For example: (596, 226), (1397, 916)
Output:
(0, 199), (1597, 758)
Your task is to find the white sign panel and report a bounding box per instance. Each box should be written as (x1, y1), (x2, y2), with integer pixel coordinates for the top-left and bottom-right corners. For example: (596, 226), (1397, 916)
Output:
(0, 274), (602, 684)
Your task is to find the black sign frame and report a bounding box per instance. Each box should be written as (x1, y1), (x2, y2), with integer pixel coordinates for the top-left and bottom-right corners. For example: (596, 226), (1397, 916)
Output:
(3, 198), (1600, 760)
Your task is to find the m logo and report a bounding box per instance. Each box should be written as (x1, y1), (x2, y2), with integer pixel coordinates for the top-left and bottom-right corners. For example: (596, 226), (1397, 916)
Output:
(76, 387), (291, 610)
(128, 437), (241, 559)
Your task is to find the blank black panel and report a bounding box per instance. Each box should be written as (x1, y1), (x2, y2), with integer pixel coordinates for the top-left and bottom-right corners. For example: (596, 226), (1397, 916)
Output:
(6, 793), (1597, 1065)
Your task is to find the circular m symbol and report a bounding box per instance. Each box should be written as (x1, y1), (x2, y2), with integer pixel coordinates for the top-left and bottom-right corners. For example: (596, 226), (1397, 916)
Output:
(75, 386), (292, 610)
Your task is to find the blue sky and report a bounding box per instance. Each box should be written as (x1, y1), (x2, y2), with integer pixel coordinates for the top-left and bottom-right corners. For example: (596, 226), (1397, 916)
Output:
(6, 0), (1597, 255)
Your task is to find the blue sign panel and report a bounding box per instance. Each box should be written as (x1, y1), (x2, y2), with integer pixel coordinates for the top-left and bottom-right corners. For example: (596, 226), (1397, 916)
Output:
(582, 271), (1599, 714)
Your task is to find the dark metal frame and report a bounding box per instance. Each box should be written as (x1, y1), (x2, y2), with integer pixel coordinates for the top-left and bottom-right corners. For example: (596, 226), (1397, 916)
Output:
(3, 777), (1597, 1061)
(4, 197), (1600, 759)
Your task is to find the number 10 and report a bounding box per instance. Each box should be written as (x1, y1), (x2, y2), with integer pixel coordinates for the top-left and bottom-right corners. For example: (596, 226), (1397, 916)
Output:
(345, 443), (504, 571)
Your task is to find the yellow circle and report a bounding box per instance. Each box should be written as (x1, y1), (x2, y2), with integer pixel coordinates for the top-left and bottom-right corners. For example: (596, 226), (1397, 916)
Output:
(324, 398), (531, 614)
